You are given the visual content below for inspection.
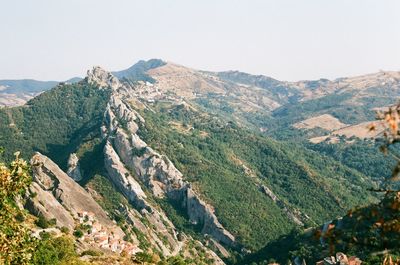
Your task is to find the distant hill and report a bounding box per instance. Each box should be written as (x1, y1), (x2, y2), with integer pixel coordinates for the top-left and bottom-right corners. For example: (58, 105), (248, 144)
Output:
(112, 58), (166, 83)
(0, 77), (82, 106)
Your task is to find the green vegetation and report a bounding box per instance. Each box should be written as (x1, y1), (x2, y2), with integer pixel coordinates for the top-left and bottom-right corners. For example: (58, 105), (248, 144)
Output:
(136, 102), (377, 250)
(241, 192), (400, 265)
(307, 140), (396, 183)
(0, 152), (36, 264)
(241, 104), (400, 265)
(0, 82), (110, 169)
(86, 174), (128, 217)
(0, 79), (58, 94)
(0, 152), (86, 264)
(73, 229), (84, 238)
(76, 138), (107, 184)
(0, 72), (396, 263)
(35, 214), (57, 229)
(80, 249), (102, 257)
(33, 235), (88, 265)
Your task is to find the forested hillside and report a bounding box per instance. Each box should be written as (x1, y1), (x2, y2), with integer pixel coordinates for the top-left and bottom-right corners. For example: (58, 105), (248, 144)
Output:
(134, 101), (378, 250)
(1, 61), (399, 264)
(0, 82), (110, 167)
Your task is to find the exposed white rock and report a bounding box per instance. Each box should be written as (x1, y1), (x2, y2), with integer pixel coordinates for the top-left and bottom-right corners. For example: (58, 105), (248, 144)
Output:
(260, 184), (305, 226)
(124, 204), (179, 253)
(183, 186), (236, 246)
(112, 127), (184, 197)
(87, 66), (121, 90)
(260, 185), (278, 202)
(26, 182), (75, 230)
(103, 140), (149, 210)
(29, 152), (124, 237)
(67, 153), (82, 182)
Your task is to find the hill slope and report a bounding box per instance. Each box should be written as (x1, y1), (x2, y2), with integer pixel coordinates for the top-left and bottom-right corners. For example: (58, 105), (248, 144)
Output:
(2, 60), (400, 263)
(0, 78), (81, 106)
(0, 65), (380, 258)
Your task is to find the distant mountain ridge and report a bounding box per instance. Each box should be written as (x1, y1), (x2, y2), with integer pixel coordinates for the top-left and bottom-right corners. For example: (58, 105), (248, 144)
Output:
(2, 58), (399, 111)
(0, 77), (81, 106)
(112, 58), (166, 83)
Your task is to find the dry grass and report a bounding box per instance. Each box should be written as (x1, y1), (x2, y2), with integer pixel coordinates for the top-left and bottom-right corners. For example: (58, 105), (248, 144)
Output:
(293, 114), (347, 131)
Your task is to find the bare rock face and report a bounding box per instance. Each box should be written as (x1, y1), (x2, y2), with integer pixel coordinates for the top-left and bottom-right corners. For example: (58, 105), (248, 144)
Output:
(260, 185), (278, 202)
(87, 66), (121, 90)
(67, 153), (82, 182)
(26, 182), (75, 230)
(104, 139), (186, 256)
(112, 128), (184, 198)
(183, 187), (236, 246)
(28, 152), (124, 236)
(118, 204), (182, 256)
(103, 140), (149, 210)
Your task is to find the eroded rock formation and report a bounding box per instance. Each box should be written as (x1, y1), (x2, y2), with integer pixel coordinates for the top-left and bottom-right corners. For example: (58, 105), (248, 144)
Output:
(27, 152), (123, 236)
(67, 153), (82, 182)
(89, 66), (236, 248)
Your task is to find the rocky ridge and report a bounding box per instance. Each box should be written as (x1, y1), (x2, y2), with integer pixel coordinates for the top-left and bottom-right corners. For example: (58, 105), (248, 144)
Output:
(86, 66), (237, 249)
(24, 152), (145, 258)
(26, 119), (225, 263)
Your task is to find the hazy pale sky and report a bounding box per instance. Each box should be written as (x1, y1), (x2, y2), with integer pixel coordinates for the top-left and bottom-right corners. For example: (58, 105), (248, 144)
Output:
(1, 0), (399, 81)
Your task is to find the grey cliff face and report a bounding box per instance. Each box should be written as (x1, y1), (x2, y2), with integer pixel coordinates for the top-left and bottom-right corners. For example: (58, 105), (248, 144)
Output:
(87, 66), (121, 90)
(103, 140), (149, 210)
(28, 152), (123, 236)
(26, 181), (75, 230)
(66, 153), (82, 182)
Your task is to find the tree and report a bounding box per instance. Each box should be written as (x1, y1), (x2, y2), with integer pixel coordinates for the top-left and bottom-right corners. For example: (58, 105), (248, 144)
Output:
(0, 151), (36, 264)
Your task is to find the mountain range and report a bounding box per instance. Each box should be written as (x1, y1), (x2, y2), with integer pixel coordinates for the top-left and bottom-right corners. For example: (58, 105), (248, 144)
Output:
(0, 59), (399, 264)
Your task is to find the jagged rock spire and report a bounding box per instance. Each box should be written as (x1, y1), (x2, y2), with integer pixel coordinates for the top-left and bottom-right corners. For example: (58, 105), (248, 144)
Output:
(86, 66), (121, 90)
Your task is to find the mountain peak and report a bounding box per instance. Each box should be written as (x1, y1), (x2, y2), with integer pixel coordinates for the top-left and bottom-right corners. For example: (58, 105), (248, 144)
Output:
(113, 59), (166, 83)
(86, 66), (121, 90)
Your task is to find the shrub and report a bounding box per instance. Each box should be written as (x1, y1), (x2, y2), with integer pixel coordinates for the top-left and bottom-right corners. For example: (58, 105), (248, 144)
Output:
(73, 229), (84, 238)
(81, 249), (102, 257)
(0, 152), (36, 264)
(36, 214), (49, 229)
(60, 226), (70, 234)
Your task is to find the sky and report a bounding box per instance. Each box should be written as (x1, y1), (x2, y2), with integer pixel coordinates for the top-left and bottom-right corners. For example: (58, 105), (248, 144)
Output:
(0, 0), (399, 81)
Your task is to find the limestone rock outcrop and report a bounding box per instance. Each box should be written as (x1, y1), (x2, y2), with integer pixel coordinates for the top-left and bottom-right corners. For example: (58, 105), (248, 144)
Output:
(87, 66), (121, 90)
(103, 140), (149, 211)
(260, 184), (308, 226)
(27, 152), (123, 236)
(23, 67), (229, 263)
(67, 153), (82, 182)
(183, 187), (235, 246)
(26, 182), (75, 230)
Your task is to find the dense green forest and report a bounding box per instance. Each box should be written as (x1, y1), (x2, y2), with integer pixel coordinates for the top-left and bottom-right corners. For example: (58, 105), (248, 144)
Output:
(0, 82), (110, 168)
(240, 187), (400, 265)
(136, 102), (378, 251)
(307, 140), (396, 183)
